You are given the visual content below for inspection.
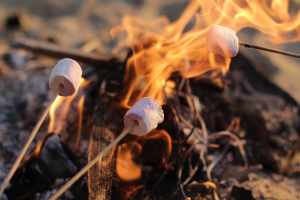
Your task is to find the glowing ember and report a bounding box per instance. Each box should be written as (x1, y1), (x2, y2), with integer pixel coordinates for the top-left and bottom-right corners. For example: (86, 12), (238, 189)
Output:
(116, 142), (142, 181)
(116, 129), (172, 181)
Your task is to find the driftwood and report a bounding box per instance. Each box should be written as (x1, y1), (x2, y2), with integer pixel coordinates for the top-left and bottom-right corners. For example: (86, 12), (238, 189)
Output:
(11, 37), (115, 66)
(88, 93), (126, 199)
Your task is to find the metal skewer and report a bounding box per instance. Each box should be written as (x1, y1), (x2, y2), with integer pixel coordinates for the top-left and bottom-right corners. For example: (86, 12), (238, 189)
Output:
(238, 41), (300, 59)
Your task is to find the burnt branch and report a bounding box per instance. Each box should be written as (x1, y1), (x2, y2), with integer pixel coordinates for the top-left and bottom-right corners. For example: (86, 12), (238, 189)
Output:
(11, 37), (115, 66)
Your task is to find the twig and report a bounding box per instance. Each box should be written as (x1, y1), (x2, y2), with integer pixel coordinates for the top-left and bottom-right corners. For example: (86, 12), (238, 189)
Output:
(178, 142), (219, 199)
(178, 142), (202, 199)
(205, 141), (231, 200)
(207, 141), (231, 182)
(11, 37), (115, 65)
(182, 81), (197, 145)
(143, 159), (177, 200)
(205, 131), (248, 167)
(180, 80), (208, 188)
(185, 79), (208, 168)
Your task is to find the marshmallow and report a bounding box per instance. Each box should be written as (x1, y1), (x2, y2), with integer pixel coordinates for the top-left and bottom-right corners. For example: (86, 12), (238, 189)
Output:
(207, 25), (239, 57)
(124, 97), (164, 136)
(49, 58), (82, 96)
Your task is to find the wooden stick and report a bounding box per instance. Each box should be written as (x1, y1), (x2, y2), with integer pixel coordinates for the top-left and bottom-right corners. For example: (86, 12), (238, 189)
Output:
(239, 41), (300, 59)
(11, 38), (114, 65)
(0, 85), (62, 197)
(49, 121), (138, 200)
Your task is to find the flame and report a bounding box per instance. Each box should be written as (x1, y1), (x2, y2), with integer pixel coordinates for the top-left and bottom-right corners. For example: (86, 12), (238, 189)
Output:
(21, 78), (90, 166)
(48, 77), (90, 134)
(116, 142), (142, 181)
(75, 95), (85, 149)
(116, 129), (172, 181)
(111, 0), (300, 182)
(111, 0), (300, 107)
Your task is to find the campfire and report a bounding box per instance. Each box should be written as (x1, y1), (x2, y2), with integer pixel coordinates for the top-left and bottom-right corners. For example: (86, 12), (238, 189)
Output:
(1, 0), (300, 199)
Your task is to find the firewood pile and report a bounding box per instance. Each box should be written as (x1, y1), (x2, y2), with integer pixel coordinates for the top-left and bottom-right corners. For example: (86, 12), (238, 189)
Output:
(1, 0), (300, 200)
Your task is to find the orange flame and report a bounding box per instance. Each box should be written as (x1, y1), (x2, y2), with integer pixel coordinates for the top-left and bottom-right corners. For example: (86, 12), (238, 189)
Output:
(116, 142), (142, 181)
(22, 78), (90, 165)
(48, 77), (90, 134)
(75, 95), (85, 149)
(116, 129), (172, 181)
(111, 0), (300, 107)
(112, 0), (300, 181)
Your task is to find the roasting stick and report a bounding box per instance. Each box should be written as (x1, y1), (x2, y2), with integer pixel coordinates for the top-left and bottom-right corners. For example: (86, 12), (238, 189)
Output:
(0, 86), (61, 197)
(49, 122), (138, 200)
(239, 41), (300, 59)
(207, 25), (300, 59)
(50, 97), (164, 200)
(0, 58), (82, 198)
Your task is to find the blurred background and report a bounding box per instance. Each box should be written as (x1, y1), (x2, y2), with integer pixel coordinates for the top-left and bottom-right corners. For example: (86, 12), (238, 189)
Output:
(1, 0), (300, 199)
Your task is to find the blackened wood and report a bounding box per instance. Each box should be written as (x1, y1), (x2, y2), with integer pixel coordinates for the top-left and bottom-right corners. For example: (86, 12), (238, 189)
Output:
(88, 95), (126, 200)
(5, 134), (77, 200)
(11, 38), (115, 66)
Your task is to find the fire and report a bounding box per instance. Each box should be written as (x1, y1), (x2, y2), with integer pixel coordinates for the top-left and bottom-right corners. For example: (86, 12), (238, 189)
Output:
(116, 129), (172, 181)
(111, 0), (300, 105)
(116, 142), (142, 181)
(111, 0), (300, 181)
(20, 78), (90, 166)
(48, 77), (90, 136)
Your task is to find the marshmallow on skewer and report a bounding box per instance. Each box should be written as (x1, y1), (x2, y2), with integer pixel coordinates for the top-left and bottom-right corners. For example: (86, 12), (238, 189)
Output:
(49, 58), (82, 97)
(124, 97), (164, 136)
(0, 58), (84, 198)
(207, 25), (239, 57)
(48, 97), (163, 200)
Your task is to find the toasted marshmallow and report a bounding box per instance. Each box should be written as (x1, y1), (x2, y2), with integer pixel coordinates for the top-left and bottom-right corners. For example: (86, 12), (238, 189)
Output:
(124, 97), (164, 136)
(207, 25), (239, 57)
(49, 58), (82, 96)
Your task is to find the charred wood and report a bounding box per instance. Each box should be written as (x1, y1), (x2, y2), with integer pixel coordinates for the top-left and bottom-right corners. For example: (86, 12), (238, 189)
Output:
(87, 56), (127, 199)
(5, 134), (77, 200)
(11, 37), (116, 66)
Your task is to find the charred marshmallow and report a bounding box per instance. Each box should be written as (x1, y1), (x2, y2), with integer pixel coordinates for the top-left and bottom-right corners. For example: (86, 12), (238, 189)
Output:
(207, 25), (239, 57)
(49, 58), (82, 96)
(124, 97), (164, 136)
